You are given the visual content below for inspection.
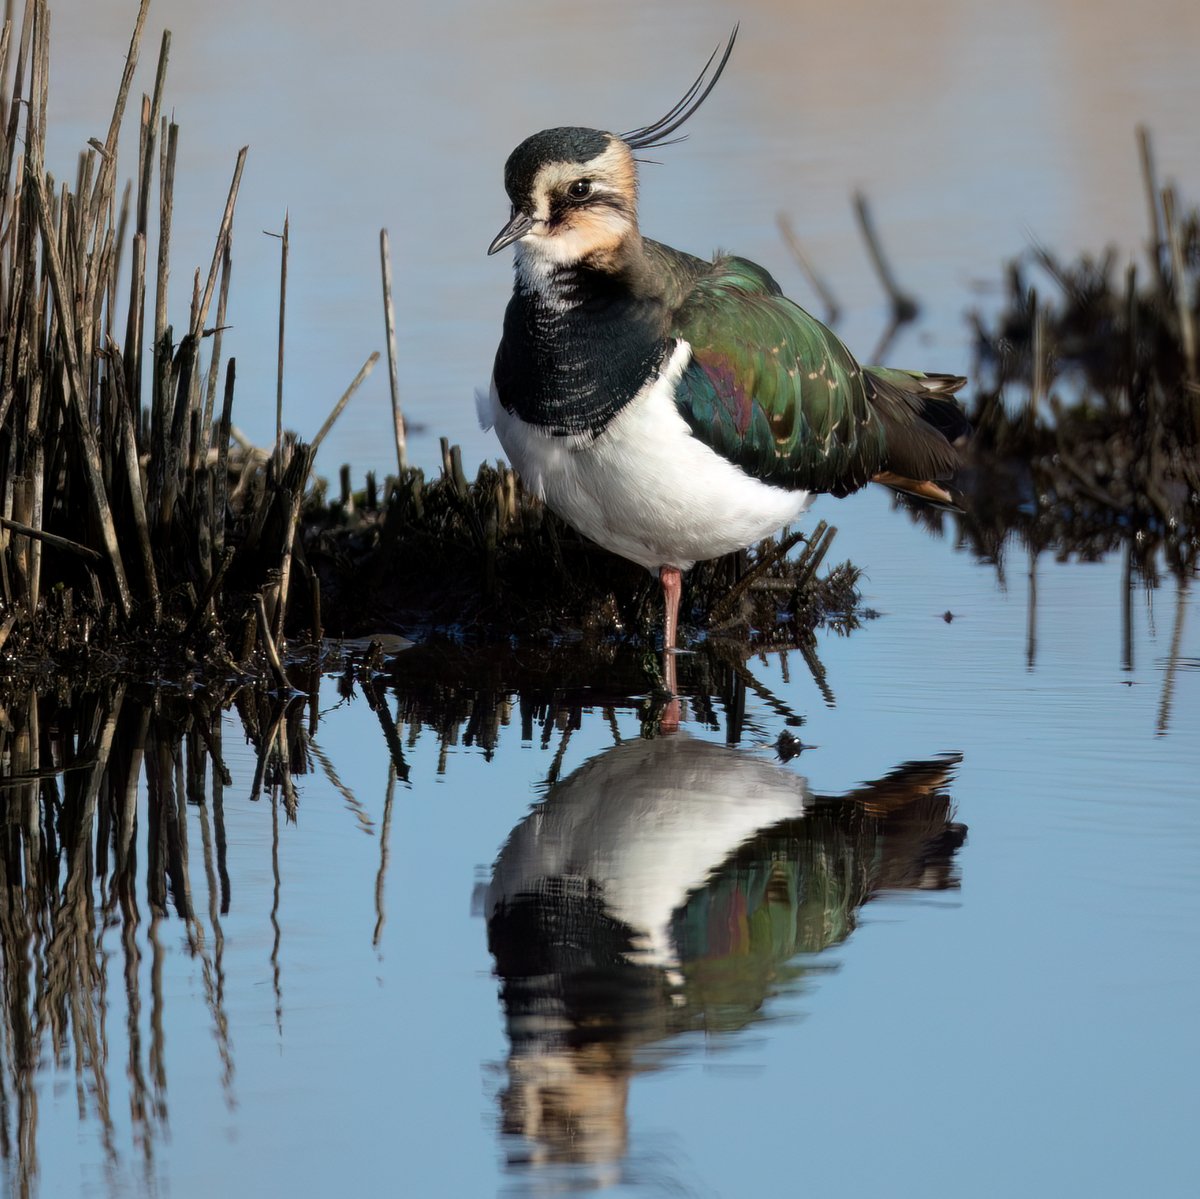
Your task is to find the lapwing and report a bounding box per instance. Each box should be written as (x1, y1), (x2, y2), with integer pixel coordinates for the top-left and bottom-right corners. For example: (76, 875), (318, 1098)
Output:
(481, 28), (968, 669)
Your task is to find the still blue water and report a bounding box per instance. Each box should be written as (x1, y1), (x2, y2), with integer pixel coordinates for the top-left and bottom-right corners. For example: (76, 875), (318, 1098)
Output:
(13, 494), (1198, 1198)
(7, 1), (1200, 1195)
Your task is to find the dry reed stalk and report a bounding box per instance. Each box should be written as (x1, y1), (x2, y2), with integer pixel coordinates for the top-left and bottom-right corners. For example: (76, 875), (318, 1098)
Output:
(154, 118), (176, 365)
(109, 347), (160, 619)
(199, 237), (232, 463)
(1162, 187), (1198, 384)
(192, 147), (246, 344)
(162, 147), (247, 522)
(379, 228), (408, 472)
(1136, 126), (1166, 292)
(0, 515), (102, 561)
(267, 446), (312, 643)
(125, 32), (169, 406)
(1029, 288), (1045, 424)
(270, 351), (380, 642)
(140, 31), (172, 231)
(312, 351), (381, 454)
(254, 593), (288, 688)
(0, 0), (351, 660)
(213, 359), (235, 565)
(271, 211), (289, 463)
(0, 3), (33, 209)
(123, 228), (146, 418)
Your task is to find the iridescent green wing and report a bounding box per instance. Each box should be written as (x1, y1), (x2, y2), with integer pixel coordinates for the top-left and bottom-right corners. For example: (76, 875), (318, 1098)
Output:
(667, 254), (887, 494)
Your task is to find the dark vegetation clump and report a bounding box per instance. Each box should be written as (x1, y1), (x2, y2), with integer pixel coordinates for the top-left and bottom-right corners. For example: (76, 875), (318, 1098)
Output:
(0, 3), (384, 681)
(306, 440), (862, 649)
(907, 130), (1199, 586)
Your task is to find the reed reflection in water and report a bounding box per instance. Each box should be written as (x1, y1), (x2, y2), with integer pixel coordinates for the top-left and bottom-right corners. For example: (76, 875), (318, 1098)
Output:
(0, 655), (969, 1197)
(0, 679), (332, 1198)
(485, 735), (966, 1187)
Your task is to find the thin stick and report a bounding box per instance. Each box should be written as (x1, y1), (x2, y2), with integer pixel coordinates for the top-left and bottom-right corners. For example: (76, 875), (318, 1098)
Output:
(270, 211), (289, 462)
(109, 177), (131, 333)
(76, 0), (146, 258)
(154, 119), (177, 357)
(776, 212), (840, 324)
(310, 351), (380, 455)
(99, 0), (150, 161)
(191, 146), (246, 342)
(1029, 287), (1044, 424)
(138, 30), (171, 233)
(709, 528), (807, 626)
(200, 236), (232, 460)
(110, 346), (160, 619)
(124, 216), (146, 420)
(182, 548), (233, 641)
(0, 612), (17, 655)
(1162, 187), (1197, 384)
(0, 516), (103, 561)
(853, 190), (919, 323)
(255, 593), (288, 689)
(0, 0), (34, 209)
(271, 451), (310, 646)
(1136, 126), (1165, 292)
(795, 522), (837, 590)
(213, 359), (235, 564)
(379, 229), (407, 472)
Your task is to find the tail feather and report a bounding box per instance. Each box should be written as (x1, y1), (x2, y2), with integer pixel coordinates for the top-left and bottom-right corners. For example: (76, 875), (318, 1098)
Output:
(864, 367), (971, 500)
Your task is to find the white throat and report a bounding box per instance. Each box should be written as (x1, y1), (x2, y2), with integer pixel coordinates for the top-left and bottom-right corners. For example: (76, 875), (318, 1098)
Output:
(513, 242), (567, 304)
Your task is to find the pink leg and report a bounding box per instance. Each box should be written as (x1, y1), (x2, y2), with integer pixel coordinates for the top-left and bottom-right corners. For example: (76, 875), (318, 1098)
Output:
(659, 566), (682, 733)
(659, 566), (682, 653)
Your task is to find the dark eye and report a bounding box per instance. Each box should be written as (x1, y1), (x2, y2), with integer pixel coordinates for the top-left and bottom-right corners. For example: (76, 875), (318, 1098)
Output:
(567, 179), (593, 201)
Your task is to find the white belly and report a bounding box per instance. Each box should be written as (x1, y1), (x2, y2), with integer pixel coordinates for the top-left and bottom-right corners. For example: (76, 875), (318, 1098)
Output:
(486, 735), (813, 969)
(482, 341), (812, 573)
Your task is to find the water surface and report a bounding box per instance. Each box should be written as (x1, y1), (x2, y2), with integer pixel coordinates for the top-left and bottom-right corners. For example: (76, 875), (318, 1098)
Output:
(6, 530), (1197, 1197)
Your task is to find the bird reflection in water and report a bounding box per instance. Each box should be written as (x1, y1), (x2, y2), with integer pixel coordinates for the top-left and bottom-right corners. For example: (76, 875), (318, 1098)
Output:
(484, 735), (965, 1182)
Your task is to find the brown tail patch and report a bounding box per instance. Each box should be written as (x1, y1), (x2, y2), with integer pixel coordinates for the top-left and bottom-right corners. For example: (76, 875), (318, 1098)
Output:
(872, 471), (958, 508)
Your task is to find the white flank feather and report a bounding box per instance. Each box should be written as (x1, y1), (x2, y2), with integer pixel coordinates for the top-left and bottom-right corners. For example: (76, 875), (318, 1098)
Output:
(483, 340), (812, 572)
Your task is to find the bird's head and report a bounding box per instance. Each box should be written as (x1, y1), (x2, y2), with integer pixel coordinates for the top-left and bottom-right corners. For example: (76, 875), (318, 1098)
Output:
(489, 128), (639, 269)
(488, 27), (737, 271)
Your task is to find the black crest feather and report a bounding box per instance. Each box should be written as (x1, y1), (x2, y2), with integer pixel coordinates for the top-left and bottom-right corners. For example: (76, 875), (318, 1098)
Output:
(621, 25), (738, 151)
